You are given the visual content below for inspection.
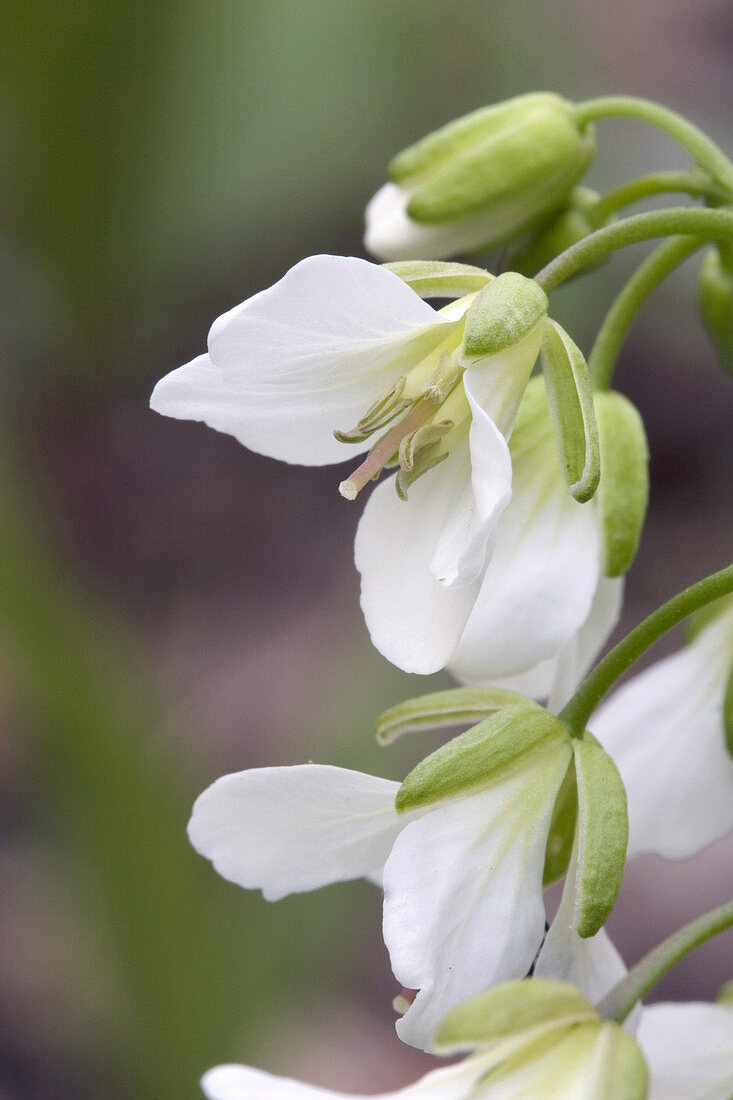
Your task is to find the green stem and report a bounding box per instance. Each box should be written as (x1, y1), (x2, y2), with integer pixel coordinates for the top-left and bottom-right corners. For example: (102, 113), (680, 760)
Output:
(559, 565), (733, 736)
(534, 206), (733, 293)
(598, 899), (733, 1023)
(573, 96), (733, 194)
(589, 235), (704, 390)
(594, 171), (726, 220)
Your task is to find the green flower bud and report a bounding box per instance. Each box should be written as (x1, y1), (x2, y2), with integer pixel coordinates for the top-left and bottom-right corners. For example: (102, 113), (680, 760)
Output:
(365, 93), (595, 261)
(510, 188), (605, 277)
(395, 701), (569, 812)
(698, 246), (733, 373)
(595, 391), (649, 577)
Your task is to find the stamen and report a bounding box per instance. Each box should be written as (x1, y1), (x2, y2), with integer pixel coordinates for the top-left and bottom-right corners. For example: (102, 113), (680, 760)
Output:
(338, 393), (440, 500)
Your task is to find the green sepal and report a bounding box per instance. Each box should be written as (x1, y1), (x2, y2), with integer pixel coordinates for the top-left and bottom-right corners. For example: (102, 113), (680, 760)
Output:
(462, 272), (548, 360)
(716, 980), (733, 1006)
(395, 96), (593, 226)
(685, 592), (733, 643)
(374, 686), (529, 745)
(572, 735), (628, 938)
(595, 391), (649, 576)
(724, 665), (733, 758)
(584, 1023), (650, 1100)
(434, 978), (597, 1053)
(395, 702), (568, 812)
(510, 188), (604, 277)
(383, 260), (493, 299)
(541, 319), (600, 502)
(543, 753), (578, 887)
(698, 246), (733, 373)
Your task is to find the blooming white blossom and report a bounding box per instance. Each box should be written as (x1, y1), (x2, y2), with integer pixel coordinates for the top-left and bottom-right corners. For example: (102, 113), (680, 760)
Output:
(638, 999), (733, 1100)
(151, 259), (618, 702)
(188, 732), (572, 1052)
(591, 596), (733, 859)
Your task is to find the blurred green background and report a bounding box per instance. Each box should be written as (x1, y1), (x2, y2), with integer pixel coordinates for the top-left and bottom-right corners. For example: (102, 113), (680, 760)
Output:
(1, 2), (732, 1097)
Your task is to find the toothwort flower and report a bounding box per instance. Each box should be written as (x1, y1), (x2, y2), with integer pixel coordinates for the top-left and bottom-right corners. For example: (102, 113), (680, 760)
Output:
(151, 256), (619, 701)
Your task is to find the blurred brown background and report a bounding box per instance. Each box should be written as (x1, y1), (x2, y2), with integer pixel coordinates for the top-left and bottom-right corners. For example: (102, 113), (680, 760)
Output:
(0, 2), (732, 1097)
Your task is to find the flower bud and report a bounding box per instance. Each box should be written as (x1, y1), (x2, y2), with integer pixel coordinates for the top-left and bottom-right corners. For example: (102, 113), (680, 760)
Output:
(365, 93), (595, 260)
(698, 246), (733, 373)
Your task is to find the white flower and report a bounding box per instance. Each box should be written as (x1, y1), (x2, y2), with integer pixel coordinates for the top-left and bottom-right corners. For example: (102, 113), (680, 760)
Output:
(151, 255), (615, 698)
(638, 1000), (733, 1100)
(188, 734), (571, 1052)
(358, 379), (622, 700)
(591, 596), (733, 859)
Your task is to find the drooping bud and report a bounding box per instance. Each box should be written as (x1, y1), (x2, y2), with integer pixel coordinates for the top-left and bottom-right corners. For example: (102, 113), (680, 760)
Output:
(395, 701), (570, 812)
(509, 187), (605, 277)
(698, 245), (733, 373)
(365, 93), (595, 261)
(541, 319), (600, 502)
(594, 391), (649, 577)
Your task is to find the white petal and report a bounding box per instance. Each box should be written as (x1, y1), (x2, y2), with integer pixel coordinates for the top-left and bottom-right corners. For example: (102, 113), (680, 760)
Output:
(639, 1002), (733, 1100)
(590, 609), (733, 859)
(153, 255), (456, 465)
(364, 183), (512, 263)
(545, 577), (624, 712)
(535, 840), (628, 1005)
(383, 742), (572, 1050)
(448, 434), (601, 684)
(188, 765), (402, 901)
(202, 1052), (499, 1100)
(355, 444), (482, 674)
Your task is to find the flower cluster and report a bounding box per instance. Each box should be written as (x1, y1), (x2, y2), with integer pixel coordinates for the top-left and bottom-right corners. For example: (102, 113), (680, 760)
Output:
(151, 91), (733, 1098)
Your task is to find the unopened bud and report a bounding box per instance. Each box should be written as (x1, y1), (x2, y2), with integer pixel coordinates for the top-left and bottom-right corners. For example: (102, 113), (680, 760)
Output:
(511, 187), (605, 277)
(365, 93), (595, 261)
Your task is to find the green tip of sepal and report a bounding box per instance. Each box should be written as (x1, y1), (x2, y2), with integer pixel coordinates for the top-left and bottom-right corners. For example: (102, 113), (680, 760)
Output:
(462, 272), (548, 361)
(723, 665), (733, 758)
(374, 686), (530, 745)
(541, 320), (600, 502)
(698, 247), (733, 374)
(595, 391), (649, 576)
(395, 702), (568, 812)
(434, 979), (597, 1053)
(383, 260), (493, 299)
(572, 736), (628, 938)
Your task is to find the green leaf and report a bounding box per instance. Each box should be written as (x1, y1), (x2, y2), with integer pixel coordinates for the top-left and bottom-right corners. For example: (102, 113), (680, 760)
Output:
(541, 319), (600, 502)
(383, 261), (493, 299)
(572, 737), (628, 938)
(462, 272), (548, 360)
(435, 978), (597, 1053)
(595, 391), (649, 577)
(374, 686), (529, 745)
(543, 754), (578, 887)
(395, 703), (568, 812)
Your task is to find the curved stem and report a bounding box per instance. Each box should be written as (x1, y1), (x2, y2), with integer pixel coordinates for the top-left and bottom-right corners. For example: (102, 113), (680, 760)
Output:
(559, 565), (733, 736)
(594, 171), (727, 221)
(598, 898), (733, 1023)
(573, 96), (733, 194)
(534, 206), (733, 293)
(589, 235), (704, 390)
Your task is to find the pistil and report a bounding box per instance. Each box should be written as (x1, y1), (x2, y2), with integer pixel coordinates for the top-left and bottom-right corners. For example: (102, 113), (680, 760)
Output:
(339, 393), (443, 500)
